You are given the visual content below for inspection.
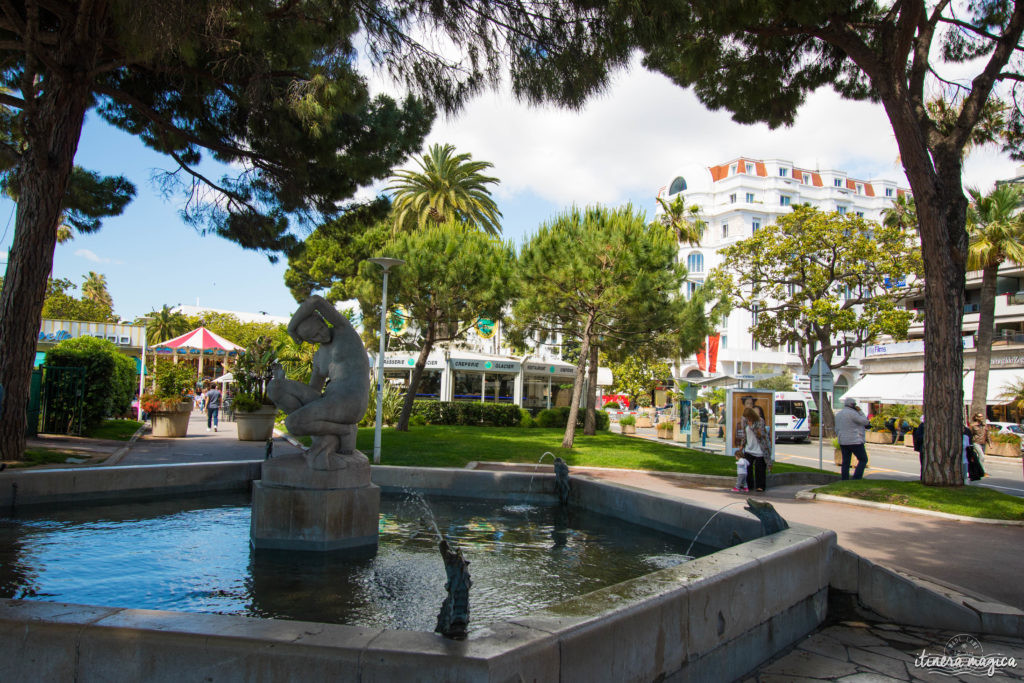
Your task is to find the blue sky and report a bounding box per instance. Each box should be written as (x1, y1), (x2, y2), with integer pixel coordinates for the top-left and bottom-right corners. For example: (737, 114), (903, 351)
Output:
(1, 63), (1018, 322)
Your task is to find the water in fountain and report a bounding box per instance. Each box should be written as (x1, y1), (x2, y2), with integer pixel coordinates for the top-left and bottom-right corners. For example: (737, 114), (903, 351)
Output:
(0, 492), (708, 635)
(685, 500), (748, 557)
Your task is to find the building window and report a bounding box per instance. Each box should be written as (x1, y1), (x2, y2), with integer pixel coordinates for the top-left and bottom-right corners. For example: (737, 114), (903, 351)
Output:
(669, 176), (687, 195)
(856, 211), (864, 218)
(885, 187), (894, 197)
(801, 174), (810, 184)
(729, 193), (737, 204)
(779, 167), (789, 177)
(745, 163), (754, 173)
(685, 280), (703, 297)
(687, 252), (704, 273)
(787, 341), (796, 353)
(745, 192), (755, 203)
(730, 163), (738, 175)
(856, 183), (863, 194)
(721, 335), (728, 348)
(721, 222), (728, 238)
(752, 219), (761, 233)
(780, 195), (791, 207)
(834, 178), (843, 187)
(837, 205), (847, 215)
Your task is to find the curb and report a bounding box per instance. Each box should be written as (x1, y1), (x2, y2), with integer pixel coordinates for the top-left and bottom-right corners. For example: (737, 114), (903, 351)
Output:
(99, 423), (149, 467)
(796, 489), (1024, 526)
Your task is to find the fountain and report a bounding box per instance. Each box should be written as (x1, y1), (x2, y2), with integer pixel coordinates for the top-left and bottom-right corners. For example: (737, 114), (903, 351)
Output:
(0, 297), (837, 680)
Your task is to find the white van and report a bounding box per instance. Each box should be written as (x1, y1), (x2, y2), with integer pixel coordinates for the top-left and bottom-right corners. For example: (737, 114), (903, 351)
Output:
(774, 391), (810, 442)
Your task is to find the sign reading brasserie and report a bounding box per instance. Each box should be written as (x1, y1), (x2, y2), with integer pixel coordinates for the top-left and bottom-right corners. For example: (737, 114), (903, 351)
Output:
(383, 355), (443, 369)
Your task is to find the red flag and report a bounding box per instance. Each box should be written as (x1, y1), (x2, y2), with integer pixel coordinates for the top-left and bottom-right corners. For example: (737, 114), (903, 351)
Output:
(696, 340), (707, 371)
(707, 334), (720, 373)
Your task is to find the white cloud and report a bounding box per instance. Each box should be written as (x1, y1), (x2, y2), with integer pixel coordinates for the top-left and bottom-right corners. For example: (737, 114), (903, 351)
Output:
(74, 248), (122, 265)
(372, 58), (1020, 209)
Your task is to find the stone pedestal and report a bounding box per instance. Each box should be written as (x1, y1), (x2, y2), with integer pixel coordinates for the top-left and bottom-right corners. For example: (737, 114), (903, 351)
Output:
(250, 450), (380, 553)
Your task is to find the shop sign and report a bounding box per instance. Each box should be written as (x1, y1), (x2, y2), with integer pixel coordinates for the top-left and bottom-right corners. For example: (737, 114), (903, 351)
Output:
(384, 355), (442, 369)
(38, 330), (72, 342)
(450, 358), (520, 372)
(524, 362), (576, 377)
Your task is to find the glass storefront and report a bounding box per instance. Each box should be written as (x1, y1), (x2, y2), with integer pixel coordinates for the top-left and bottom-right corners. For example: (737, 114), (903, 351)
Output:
(453, 371), (514, 402)
(522, 375), (573, 410)
(383, 370), (441, 400)
(452, 371), (482, 401)
(483, 374), (514, 403)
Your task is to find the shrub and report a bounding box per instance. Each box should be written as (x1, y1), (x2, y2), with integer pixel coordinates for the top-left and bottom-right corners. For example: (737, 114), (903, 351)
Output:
(636, 394), (652, 407)
(361, 383), (404, 426)
(45, 337), (137, 432)
(619, 415), (636, 426)
(232, 393), (261, 413)
(409, 414), (427, 427)
(604, 400), (620, 409)
(410, 401), (521, 427)
(991, 432), (1021, 445)
(519, 408), (534, 428)
(535, 408), (564, 428)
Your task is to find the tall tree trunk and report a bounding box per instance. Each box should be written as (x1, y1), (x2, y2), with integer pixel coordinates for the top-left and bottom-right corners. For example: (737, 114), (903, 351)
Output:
(583, 344), (598, 435)
(396, 326), (435, 431)
(969, 263), (999, 420)
(0, 84), (93, 459)
(562, 321), (594, 448)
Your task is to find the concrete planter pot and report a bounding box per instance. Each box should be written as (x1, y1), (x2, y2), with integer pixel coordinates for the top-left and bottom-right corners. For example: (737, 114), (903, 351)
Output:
(621, 424), (636, 435)
(656, 423), (674, 439)
(834, 448), (843, 466)
(151, 402), (193, 438)
(235, 405), (277, 441)
(988, 441), (1022, 458)
(865, 431), (892, 445)
(635, 416), (653, 428)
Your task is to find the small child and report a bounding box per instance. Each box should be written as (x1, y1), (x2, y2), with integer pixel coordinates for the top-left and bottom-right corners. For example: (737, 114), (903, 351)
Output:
(732, 449), (749, 493)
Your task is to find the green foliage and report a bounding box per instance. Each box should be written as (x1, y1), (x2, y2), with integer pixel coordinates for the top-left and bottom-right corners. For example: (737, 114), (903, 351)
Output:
(619, 414), (636, 427)
(40, 278), (117, 322)
(604, 401), (620, 409)
(610, 356), (672, 405)
(388, 144), (502, 236)
(991, 432), (1021, 445)
(410, 401), (521, 427)
(85, 419), (143, 441)
(716, 206), (922, 374)
(636, 394), (652, 408)
(362, 382), (404, 427)
(998, 378), (1024, 411)
(232, 393), (261, 413)
(879, 405), (921, 427)
(533, 406), (609, 430)
(142, 305), (190, 344)
(182, 311), (283, 352)
(518, 409), (535, 428)
(409, 414), (427, 427)
(45, 337), (136, 431)
(535, 408), (563, 428)
(753, 370), (795, 391)
(233, 337), (278, 406)
(150, 360), (195, 401)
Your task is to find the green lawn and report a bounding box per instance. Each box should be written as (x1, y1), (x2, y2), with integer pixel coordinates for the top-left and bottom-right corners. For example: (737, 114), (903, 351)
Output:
(84, 419), (143, 441)
(9, 448), (89, 468)
(812, 480), (1024, 521)
(351, 425), (821, 476)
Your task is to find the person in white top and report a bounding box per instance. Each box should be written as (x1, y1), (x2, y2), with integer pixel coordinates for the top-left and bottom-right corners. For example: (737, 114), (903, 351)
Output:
(735, 406), (773, 492)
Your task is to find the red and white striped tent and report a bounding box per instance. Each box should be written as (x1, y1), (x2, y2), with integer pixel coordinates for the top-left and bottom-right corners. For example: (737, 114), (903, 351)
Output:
(153, 327), (245, 378)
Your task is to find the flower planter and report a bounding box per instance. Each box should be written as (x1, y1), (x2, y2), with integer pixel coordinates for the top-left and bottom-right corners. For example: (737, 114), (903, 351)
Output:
(834, 448), (843, 466)
(987, 441), (1022, 458)
(235, 405), (277, 441)
(635, 416), (653, 428)
(150, 402), (193, 438)
(865, 431), (893, 445)
(621, 424), (636, 435)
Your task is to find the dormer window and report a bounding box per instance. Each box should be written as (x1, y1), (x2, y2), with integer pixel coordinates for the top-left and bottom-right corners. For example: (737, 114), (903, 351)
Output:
(834, 178), (843, 187)
(779, 168), (789, 177)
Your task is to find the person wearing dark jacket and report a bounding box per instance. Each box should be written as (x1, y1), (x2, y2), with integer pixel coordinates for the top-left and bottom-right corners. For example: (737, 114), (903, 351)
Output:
(912, 417), (925, 473)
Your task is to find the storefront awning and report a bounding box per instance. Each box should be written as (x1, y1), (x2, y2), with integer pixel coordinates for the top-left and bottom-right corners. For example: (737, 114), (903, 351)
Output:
(845, 368), (1024, 406)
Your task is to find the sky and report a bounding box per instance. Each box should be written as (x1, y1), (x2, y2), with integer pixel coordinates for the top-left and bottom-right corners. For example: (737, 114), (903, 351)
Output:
(1, 61), (1019, 323)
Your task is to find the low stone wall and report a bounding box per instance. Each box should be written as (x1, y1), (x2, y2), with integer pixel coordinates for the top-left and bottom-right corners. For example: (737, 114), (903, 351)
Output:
(0, 464), (836, 682)
(0, 461), (262, 509)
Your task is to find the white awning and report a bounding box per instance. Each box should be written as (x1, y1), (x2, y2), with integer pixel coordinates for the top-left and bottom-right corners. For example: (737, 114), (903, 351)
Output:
(846, 368), (1024, 406)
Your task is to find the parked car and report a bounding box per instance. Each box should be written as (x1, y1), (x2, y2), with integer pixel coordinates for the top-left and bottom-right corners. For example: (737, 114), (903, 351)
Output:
(987, 421), (1023, 436)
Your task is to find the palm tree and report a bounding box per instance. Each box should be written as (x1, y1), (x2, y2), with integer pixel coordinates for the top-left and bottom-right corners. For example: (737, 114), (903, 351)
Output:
(998, 377), (1024, 413)
(144, 305), (190, 344)
(655, 195), (705, 246)
(387, 143), (502, 236)
(881, 193), (917, 231)
(81, 271), (113, 309)
(966, 183), (1024, 418)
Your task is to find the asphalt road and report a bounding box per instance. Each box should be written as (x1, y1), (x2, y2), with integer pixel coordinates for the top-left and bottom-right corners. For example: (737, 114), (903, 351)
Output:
(773, 438), (1024, 497)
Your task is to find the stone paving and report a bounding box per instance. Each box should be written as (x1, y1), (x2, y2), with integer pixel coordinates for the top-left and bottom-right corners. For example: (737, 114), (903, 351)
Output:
(748, 612), (1024, 682)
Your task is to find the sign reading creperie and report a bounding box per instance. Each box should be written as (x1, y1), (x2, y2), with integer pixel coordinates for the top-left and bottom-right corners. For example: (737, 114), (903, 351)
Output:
(450, 359), (520, 372)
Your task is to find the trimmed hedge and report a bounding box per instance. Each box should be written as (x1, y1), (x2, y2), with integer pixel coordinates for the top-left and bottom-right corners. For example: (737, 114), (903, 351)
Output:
(411, 400), (522, 427)
(45, 336), (136, 431)
(534, 406), (610, 431)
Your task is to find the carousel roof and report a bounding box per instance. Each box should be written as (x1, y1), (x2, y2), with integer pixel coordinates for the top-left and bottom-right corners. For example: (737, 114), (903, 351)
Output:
(153, 327), (244, 351)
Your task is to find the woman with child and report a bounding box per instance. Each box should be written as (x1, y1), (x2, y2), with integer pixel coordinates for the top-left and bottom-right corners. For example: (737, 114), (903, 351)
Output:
(734, 402), (774, 492)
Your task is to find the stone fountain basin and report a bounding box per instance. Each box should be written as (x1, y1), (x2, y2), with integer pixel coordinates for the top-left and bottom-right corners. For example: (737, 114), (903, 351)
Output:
(0, 462), (835, 682)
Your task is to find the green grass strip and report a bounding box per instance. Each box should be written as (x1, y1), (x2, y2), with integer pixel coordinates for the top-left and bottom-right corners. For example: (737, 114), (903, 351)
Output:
(84, 419), (143, 441)
(812, 479), (1024, 521)
(350, 425), (820, 476)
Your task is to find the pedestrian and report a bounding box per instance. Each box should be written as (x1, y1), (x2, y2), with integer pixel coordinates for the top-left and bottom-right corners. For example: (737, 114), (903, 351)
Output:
(835, 397), (870, 480)
(897, 417), (911, 443)
(962, 425), (973, 484)
(884, 415), (898, 444)
(912, 416), (925, 471)
(717, 407), (726, 438)
(735, 406), (772, 492)
(969, 413), (990, 454)
(698, 405), (709, 438)
(206, 382), (222, 433)
(732, 448), (749, 493)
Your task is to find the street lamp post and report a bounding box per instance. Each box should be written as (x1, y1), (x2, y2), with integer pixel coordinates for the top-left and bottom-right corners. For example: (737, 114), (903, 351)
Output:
(368, 257), (404, 464)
